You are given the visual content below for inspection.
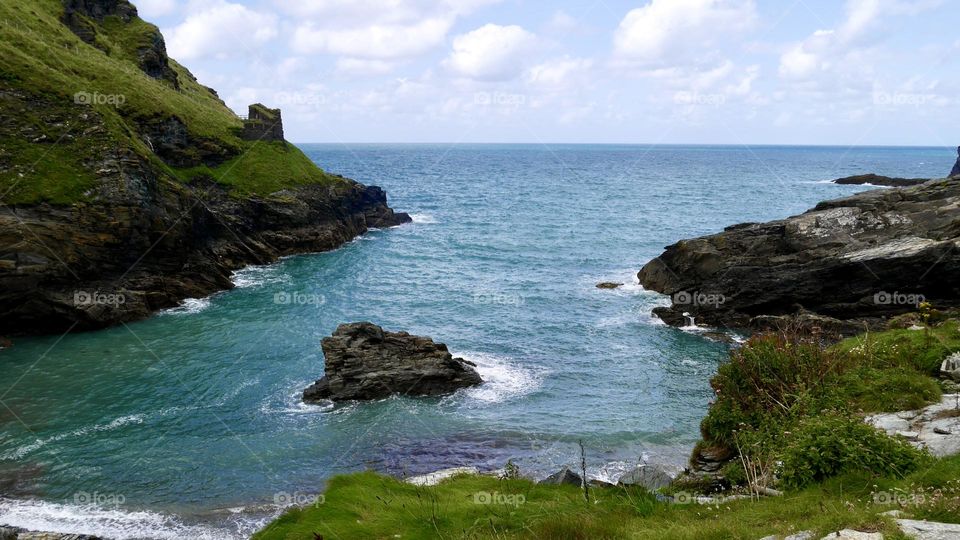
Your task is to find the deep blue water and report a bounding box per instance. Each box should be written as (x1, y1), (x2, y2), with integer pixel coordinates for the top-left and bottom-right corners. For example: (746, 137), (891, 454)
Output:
(0, 144), (954, 538)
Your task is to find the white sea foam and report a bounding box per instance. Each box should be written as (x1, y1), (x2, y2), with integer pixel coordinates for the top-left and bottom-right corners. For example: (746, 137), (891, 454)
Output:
(0, 497), (268, 540)
(459, 352), (542, 404)
(161, 298), (211, 316)
(259, 381), (335, 415)
(1, 414), (144, 461)
(231, 265), (288, 289)
(409, 213), (438, 224)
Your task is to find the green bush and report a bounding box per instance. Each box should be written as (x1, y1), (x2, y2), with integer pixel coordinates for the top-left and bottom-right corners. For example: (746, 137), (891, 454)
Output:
(777, 413), (928, 489)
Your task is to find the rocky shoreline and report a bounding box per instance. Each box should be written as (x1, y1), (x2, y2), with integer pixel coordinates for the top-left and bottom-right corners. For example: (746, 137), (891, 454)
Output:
(638, 178), (960, 333)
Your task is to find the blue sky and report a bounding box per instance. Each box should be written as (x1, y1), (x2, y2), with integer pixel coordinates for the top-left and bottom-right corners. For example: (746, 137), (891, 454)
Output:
(133, 0), (959, 145)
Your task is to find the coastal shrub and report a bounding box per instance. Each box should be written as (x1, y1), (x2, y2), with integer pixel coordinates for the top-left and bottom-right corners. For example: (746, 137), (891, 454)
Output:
(777, 413), (927, 489)
(700, 332), (850, 447)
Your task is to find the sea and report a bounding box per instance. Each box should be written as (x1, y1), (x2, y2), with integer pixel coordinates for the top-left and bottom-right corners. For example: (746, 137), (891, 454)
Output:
(0, 144), (953, 538)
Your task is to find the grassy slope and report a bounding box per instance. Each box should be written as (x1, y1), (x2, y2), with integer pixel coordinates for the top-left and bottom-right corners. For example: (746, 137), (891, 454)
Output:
(0, 0), (337, 204)
(256, 323), (960, 539)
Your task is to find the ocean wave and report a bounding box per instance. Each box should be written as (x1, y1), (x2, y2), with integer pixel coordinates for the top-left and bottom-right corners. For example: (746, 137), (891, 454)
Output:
(409, 213), (438, 224)
(231, 265), (289, 289)
(459, 352), (542, 404)
(0, 497), (267, 540)
(259, 381), (335, 415)
(160, 298), (211, 316)
(1, 414), (144, 461)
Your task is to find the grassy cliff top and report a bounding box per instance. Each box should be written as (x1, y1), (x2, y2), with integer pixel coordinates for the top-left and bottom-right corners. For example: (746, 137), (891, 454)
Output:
(0, 0), (339, 204)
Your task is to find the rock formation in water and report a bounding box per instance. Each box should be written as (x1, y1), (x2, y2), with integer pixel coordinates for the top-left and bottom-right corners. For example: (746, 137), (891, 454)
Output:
(832, 173), (929, 187)
(303, 323), (483, 402)
(952, 146), (960, 178)
(638, 179), (960, 332)
(0, 1), (410, 335)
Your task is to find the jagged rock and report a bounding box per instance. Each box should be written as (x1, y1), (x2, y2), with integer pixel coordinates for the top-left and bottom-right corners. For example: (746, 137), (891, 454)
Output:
(617, 464), (681, 491)
(638, 179), (960, 332)
(832, 174), (929, 187)
(941, 353), (960, 382)
(897, 518), (960, 539)
(302, 323), (482, 402)
(951, 146), (960, 178)
(538, 467), (583, 487)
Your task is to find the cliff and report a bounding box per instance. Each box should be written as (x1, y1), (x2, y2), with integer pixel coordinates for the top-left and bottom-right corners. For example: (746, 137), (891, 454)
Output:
(638, 178), (960, 332)
(0, 0), (409, 335)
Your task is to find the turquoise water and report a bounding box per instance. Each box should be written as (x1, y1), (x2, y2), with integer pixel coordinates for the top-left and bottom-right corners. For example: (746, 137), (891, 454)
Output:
(0, 145), (954, 538)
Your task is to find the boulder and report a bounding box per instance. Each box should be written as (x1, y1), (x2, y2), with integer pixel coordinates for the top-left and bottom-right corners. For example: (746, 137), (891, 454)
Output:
(941, 353), (960, 382)
(303, 323), (483, 402)
(538, 467), (583, 487)
(596, 282), (623, 289)
(617, 464), (680, 491)
(638, 179), (960, 332)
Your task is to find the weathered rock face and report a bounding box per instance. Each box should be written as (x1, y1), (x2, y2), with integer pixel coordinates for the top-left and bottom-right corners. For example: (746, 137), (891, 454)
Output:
(951, 146), (960, 178)
(832, 173), (929, 188)
(0, 170), (410, 335)
(303, 323), (483, 402)
(867, 394), (960, 457)
(638, 179), (960, 331)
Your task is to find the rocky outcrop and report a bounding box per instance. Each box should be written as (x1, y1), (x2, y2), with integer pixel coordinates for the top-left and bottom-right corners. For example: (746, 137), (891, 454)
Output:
(0, 527), (101, 540)
(832, 174), (929, 188)
(951, 147), (960, 178)
(617, 464), (681, 491)
(538, 467), (584, 487)
(0, 170), (410, 335)
(61, 0), (179, 88)
(638, 179), (960, 331)
(867, 394), (960, 457)
(302, 323), (482, 402)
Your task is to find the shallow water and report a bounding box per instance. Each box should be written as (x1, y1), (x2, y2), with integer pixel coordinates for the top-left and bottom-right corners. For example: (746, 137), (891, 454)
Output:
(0, 144), (953, 538)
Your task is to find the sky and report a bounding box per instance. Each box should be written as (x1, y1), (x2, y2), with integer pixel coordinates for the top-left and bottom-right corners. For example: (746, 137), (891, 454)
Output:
(132, 0), (960, 145)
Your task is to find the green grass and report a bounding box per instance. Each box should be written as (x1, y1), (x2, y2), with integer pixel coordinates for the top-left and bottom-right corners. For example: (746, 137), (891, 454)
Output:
(0, 0), (342, 203)
(253, 458), (960, 540)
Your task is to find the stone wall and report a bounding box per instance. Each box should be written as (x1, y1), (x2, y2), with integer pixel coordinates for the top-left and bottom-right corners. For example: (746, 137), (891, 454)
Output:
(241, 104), (284, 142)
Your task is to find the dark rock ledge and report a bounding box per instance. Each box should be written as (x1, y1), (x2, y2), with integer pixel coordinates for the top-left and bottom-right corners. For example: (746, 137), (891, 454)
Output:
(638, 178), (960, 333)
(831, 173), (929, 187)
(303, 322), (483, 402)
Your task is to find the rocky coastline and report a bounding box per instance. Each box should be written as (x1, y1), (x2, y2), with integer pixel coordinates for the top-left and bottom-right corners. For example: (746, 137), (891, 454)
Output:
(638, 178), (960, 333)
(831, 173), (929, 187)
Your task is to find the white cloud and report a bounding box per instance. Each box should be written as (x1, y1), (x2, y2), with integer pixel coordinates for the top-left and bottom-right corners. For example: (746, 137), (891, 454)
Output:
(291, 17), (452, 59)
(336, 58), (399, 76)
(133, 0), (177, 18)
(445, 24), (538, 80)
(613, 0), (757, 66)
(165, 1), (277, 60)
(526, 56), (593, 86)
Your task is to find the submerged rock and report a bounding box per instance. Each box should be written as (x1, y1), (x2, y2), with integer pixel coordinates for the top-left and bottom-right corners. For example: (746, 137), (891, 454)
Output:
(832, 174), (929, 187)
(638, 179), (960, 332)
(302, 323), (483, 402)
(596, 282), (624, 289)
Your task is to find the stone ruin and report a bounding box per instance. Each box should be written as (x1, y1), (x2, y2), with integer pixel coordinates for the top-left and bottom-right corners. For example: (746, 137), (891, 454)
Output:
(241, 103), (284, 142)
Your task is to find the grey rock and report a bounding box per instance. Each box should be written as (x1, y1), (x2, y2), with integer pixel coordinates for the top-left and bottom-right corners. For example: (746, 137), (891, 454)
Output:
(818, 531), (882, 540)
(897, 519), (960, 540)
(638, 179), (960, 332)
(867, 394), (960, 457)
(596, 282), (623, 289)
(618, 464), (680, 491)
(538, 467), (583, 487)
(940, 353), (960, 382)
(951, 146), (960, 178)
(303, 323), (483, 402)
(833, 174), (928, 187)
